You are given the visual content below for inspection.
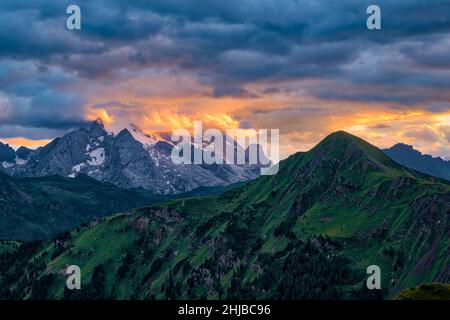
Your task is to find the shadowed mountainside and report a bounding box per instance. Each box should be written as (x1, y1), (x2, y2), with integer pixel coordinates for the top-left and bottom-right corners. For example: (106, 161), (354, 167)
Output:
(384, 143), (450, 181)
(0, 172), (243, 241)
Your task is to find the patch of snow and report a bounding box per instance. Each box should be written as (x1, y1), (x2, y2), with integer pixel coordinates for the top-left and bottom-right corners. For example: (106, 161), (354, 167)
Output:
(149, 150), (159, 167)
(85, 143), (91, 152)
(87, 148), (105, 166)
(15, 156), (28, 165)
(98, 136), (105, 142)
(1, 162), (14, 169)
(68, 173), (76, 178)
(72, 163), (85, 172)
(128, 123), (159, 148)
(88, 169), (100, 175)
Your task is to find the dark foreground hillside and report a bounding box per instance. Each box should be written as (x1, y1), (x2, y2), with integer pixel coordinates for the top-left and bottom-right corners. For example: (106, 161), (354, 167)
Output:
(0, 173), (162, 240)
(0, 131), (449, 300)
(0, 173), (242, 241)
(384, 143), (450, 181)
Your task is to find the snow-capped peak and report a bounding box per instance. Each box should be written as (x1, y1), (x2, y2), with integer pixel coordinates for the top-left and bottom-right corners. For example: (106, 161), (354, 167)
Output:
(128, 123), (161, 148)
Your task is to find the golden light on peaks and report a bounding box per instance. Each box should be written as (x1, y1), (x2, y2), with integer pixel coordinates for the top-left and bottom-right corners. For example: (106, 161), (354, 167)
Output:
(87, 109), (114, 125)
(166, 114), (192, 129)
(135, 107), (241, 134)
(203, 114), (239, 130)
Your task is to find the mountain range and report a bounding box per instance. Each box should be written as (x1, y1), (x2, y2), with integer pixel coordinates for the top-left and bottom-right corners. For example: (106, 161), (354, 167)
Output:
(1, 131), (448, 300)
(2, 120), (449, 196)
(0, 119), (263, 195)
(384, 143), (450, 181)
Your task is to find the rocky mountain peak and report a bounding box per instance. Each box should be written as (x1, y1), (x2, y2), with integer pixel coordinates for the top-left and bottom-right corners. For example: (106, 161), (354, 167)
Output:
(384, 142), (450, 181)
(116, 128), (134, 141)
(16, 146), (32, 160)
(391, 143), (414, 150)
(0, 141), (16, 162)
(88, 118), (107, 137)
(1, 121), (264, 194)
(92, 117), (105, 128)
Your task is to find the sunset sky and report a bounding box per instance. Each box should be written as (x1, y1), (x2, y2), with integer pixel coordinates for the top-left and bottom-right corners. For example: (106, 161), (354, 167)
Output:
(1, 0), (450, 160)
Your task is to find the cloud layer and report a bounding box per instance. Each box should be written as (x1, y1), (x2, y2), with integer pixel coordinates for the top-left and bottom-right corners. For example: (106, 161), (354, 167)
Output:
(0, 0), (449, 158)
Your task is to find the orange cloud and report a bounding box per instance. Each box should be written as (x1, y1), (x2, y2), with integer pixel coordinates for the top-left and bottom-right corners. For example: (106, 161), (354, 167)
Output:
(1, 137), (51, 150)
(86, 109), (114, 125)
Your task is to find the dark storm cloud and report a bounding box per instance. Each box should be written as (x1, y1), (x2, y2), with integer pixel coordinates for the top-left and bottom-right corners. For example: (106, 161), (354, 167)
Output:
(0, 125), (65, 140)
(212, 86), (259, 99)
(313, 85), (432, 105)
(399, 35), (450, 69)
(0, 9), (103, 59)
(91, 100), (144, 111)
(0, 89), (89, 129)
(1, 0), (449, 63)
(1, 0), (450, 139)
(0, 59), (88, 130)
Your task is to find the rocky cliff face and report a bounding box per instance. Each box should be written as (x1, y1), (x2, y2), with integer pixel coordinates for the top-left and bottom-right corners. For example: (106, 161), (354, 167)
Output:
(0, 119), (263, 194)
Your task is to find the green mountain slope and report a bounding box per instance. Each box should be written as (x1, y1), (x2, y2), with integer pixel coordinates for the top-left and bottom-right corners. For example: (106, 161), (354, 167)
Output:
(0, 172), (164, 240)
(1, 131), (449, 300)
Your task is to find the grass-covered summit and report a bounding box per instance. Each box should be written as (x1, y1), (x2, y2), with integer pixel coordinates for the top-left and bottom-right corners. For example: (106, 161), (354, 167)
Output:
(1, 131), (449, 300)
